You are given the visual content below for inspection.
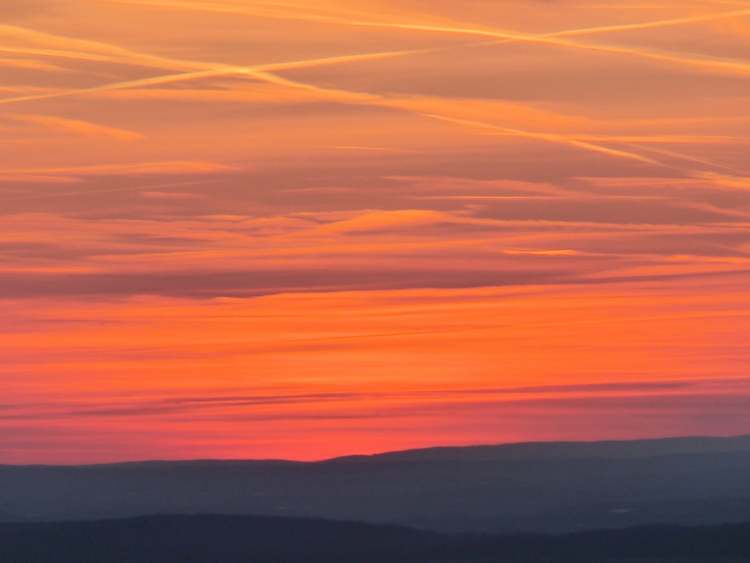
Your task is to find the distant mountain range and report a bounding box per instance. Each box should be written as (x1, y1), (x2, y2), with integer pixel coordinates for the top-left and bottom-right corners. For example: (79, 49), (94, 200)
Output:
(3, 435), (750, 533)
(3, 514), (750, 562)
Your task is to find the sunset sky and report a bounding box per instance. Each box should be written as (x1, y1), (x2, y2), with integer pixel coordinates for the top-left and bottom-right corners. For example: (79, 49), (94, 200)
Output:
(2, 0), (750, 464)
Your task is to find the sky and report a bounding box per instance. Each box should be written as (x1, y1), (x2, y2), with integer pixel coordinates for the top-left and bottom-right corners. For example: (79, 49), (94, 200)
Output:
(2, 0), (750, 464)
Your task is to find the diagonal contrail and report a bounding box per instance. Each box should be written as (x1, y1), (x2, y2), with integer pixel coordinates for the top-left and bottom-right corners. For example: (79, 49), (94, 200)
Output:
(0, 40), (673, 167)
(108, 0), (750, 76)
(216, 68), (672, 167)
(420, 114), (662, 166)
(0, 7), (739, 171)
(0, 49), (419, 105)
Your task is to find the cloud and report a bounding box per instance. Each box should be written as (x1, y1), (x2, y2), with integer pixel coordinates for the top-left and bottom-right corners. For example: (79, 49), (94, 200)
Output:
(313, 209), (456, 234)
(1, 0), (750, 463)
(86, 84), (352, 104)
(698, 173), (750, 192)
(0, 160), (237, 180)
(2, 260), (749, 300)
(579, 174), (750, 193)
(0, 0), (65, 20)
(6, 377), (749, 420)
(0, 267), (571, 299)
(0, 174), (80, 184)
(493, 133), (744, 145)
(140, 190), (205, 200)
(8, 114), (143, 140)
(0, 57), (68, 72)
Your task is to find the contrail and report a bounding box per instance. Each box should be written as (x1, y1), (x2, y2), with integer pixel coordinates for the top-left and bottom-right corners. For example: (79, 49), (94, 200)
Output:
(0, 49), (419, 105)
(421, 114), (663, 166)
(548, 8), (750, 37)
(230, 69), (739, 172)
(0, 24), (199, 71)
(109, 0), (750, 76)
(625, 144), (746, 175)
(0, 34), (672, 168)
(112, 0), (750, 35)
(0, 45), (117, 63)
(208, 68), (669, 167)
(0, 7), (732, 170)
(0, 20), (469, 107)
(0, 69), (234, 105)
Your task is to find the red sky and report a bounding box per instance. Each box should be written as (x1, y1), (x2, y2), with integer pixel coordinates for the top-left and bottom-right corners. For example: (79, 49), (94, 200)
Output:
(2, 0), (750, 464)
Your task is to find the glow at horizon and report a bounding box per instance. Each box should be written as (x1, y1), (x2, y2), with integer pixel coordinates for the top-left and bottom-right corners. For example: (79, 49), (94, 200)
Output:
(2, 0), (750, 464)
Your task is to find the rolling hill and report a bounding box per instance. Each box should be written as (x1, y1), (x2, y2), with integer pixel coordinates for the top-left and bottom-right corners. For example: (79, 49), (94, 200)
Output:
(3, 435), (750, 533)
(3, 515), (750, 562)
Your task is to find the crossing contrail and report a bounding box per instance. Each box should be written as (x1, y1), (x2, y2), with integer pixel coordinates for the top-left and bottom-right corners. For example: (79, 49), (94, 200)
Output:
(108, 0), (750, 76)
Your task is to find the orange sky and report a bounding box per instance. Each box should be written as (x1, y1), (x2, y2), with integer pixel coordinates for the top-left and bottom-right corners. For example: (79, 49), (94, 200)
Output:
(2, 0), (750, 464)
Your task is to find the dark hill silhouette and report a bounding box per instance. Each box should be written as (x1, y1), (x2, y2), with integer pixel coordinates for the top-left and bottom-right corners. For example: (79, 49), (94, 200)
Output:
(335, 434), (750, 463)
(2, 515), (750, 562)
(3, 435), (750, 533)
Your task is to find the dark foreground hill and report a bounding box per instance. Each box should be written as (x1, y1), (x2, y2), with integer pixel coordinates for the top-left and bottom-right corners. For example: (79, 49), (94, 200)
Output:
(3, 515), (750, 563)
(3, 435), (750, 533)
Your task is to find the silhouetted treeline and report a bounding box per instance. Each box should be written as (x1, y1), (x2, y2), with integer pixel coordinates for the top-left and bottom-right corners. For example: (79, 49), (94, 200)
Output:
(2, 515), (750, 563)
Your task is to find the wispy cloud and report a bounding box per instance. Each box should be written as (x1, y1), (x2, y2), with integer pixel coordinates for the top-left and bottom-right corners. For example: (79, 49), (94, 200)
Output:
(8, 113), (143, 140)
(0, 161), (236, 182)
(0, 57), (68, 72)
(7, 377), (748, 420)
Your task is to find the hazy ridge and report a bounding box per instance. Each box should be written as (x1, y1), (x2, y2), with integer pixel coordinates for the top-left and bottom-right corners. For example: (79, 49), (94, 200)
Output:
(3, 435), (750, 533)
